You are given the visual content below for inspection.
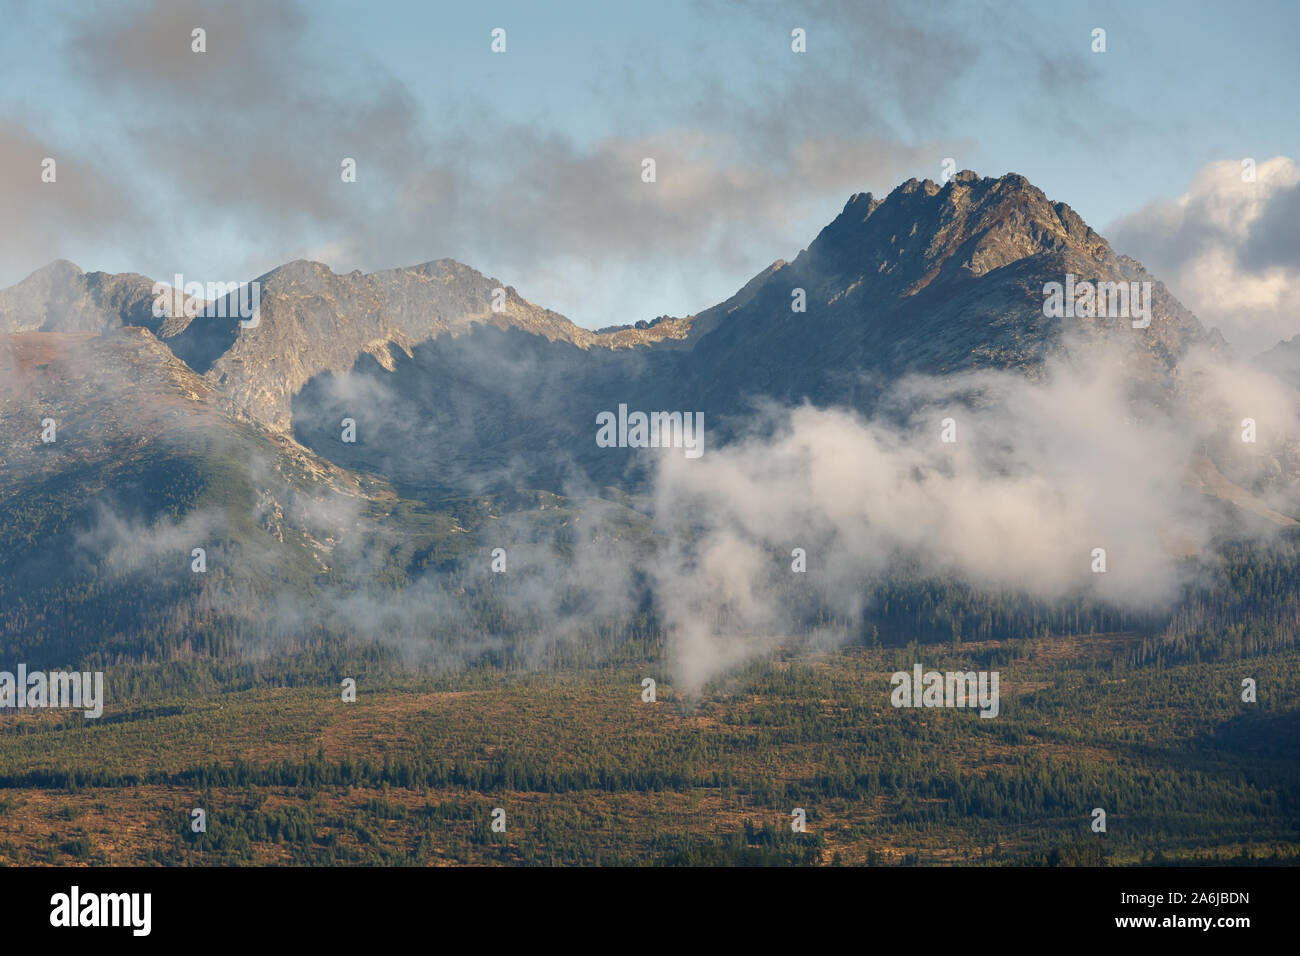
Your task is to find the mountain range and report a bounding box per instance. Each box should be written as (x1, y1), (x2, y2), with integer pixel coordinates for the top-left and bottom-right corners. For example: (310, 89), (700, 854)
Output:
(3, 169), (1299, 665)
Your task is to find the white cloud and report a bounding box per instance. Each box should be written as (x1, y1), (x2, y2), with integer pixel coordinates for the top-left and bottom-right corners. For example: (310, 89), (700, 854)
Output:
(1108, 157), (1300, 355)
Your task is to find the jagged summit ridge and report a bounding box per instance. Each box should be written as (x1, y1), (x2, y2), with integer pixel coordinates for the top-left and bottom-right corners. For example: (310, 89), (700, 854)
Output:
(0, 169), (1228, 432)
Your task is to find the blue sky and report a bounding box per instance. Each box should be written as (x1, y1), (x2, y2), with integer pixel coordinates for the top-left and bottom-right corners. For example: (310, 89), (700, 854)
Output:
(1, 0), (1297, 340)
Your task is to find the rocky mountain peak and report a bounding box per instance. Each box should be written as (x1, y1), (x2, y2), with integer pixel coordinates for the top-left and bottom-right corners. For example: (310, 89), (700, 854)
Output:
(0, 260), (165, 335)
(679, 170), (1224, 408)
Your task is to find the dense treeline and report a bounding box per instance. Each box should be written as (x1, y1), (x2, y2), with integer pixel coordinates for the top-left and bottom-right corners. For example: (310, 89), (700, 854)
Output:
(2, 644), (1296, 865)
(1142, 538), (1300, 666)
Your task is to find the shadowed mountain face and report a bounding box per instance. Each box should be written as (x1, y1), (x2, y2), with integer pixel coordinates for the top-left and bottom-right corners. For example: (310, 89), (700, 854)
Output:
(292, 325), (693, 498)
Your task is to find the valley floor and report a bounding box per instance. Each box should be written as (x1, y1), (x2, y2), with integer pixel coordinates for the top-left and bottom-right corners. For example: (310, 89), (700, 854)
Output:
(0, 634), (1296, 866)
